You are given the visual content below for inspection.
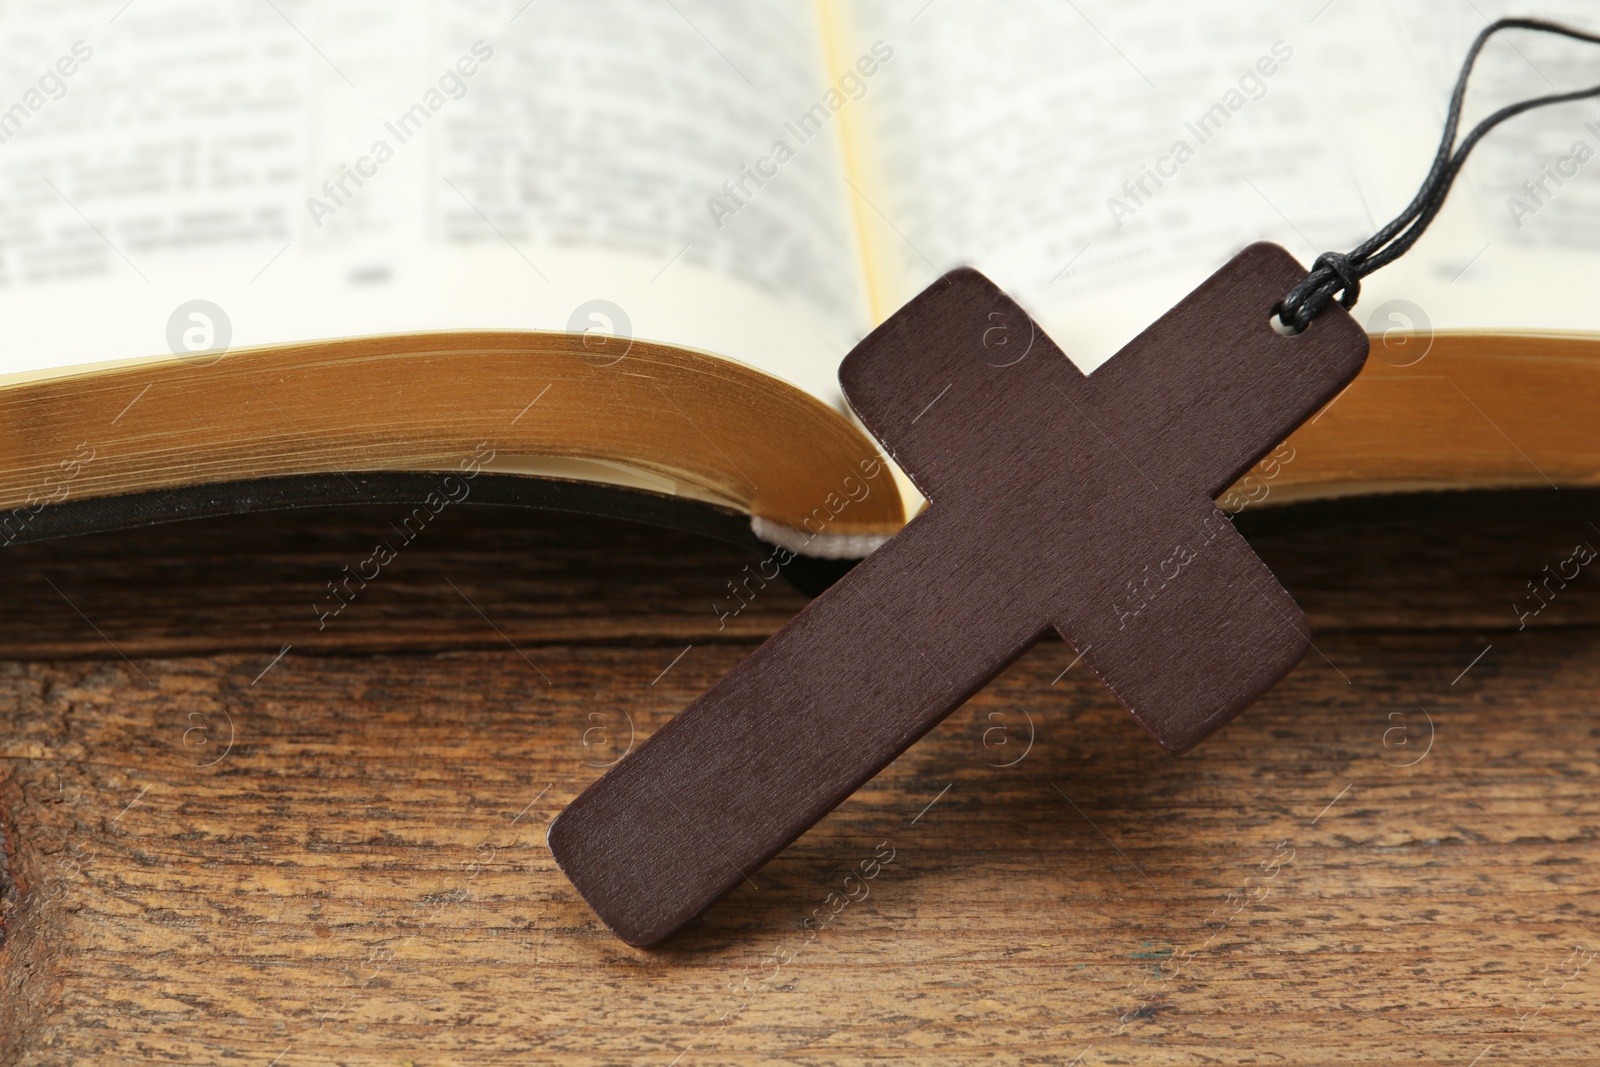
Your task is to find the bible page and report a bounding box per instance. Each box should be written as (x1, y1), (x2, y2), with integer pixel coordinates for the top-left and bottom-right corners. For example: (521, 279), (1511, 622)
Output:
(0, 0), (875, 407)
(841, 0), (1600, 373)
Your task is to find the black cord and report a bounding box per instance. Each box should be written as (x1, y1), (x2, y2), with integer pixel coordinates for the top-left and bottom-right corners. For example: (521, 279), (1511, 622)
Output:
(1276, 17), (1600, 333)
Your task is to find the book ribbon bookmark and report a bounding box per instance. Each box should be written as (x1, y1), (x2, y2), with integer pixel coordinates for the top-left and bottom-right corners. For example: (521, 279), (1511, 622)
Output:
(549, 18), (1600, 946)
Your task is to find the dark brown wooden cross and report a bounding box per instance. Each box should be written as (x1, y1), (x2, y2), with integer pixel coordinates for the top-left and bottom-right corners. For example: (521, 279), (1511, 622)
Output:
(549, 242), (1369, 946)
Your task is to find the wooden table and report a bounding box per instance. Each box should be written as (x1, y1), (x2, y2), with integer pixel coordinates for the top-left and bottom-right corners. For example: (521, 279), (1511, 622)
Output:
(2, 502), (1598, 1064)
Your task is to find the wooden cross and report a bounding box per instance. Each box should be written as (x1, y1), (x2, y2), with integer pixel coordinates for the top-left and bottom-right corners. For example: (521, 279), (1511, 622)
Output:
(549, 242), (1369, 946)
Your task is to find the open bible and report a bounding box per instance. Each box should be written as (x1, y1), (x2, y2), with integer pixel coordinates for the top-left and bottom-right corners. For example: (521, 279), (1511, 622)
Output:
(3, 0), (1599, 556)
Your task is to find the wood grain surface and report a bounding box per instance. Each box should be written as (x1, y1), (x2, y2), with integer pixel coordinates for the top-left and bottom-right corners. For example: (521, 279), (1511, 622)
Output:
(2, 501), (1599, 1064)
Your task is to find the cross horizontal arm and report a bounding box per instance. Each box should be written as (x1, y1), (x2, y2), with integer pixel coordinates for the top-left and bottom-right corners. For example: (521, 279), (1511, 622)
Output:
(840, 267), (1082, 502)
(1053, 499), (1312, 753)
